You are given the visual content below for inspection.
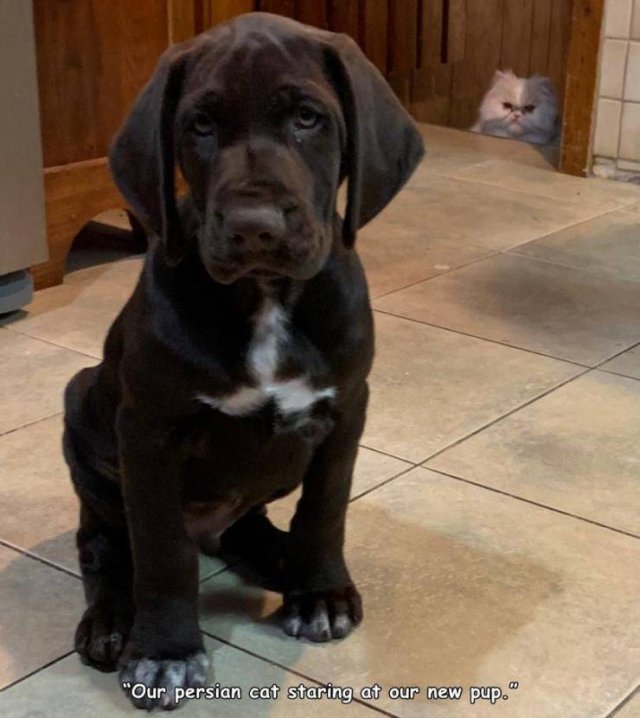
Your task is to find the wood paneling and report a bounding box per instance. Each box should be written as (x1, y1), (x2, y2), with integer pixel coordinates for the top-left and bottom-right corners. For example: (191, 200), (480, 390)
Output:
(296, 0), (328, 29)
(206, 0), (253, 27)
(529, 0), (553, 73)
(361, 0), (389, 72)
(560, 0), (605, 176)
(33, 0), (169, 168)
(501, 0), (535, 76)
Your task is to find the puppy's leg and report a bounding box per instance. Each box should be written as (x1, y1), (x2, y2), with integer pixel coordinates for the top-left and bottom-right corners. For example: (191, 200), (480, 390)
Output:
(74, 499), (134, 672)
(282, 383), (368, 642)
(116, 407), (208, 711)
(220, 507), (289, 587)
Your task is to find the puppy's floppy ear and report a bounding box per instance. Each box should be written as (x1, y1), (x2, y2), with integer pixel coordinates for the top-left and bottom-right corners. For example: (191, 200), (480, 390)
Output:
(109, 45), (189, 265)
(323, 34), (425, 246)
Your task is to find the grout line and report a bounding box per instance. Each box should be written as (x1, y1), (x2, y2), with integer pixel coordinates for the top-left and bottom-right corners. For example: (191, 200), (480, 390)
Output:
(0, 651), (75, 693)
(371, 247), (499, 301)
(358, 443), (415, 464)
(607, 684), (640, 717)
(200, 632), (398, 718)
(350, 464), (418, 503)
(592, 338), (640, 369)
(0, 411), (63, 439)
(0, 539), (81, 580)
(598, 367), (640, 382)
(373, 308), (590, 368)
(426, 467), (640, 540)
(419, 367), (591, 465)
(2, 325), (101, 362)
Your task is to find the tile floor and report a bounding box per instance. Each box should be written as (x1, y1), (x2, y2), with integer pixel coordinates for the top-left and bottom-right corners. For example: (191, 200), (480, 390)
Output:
(0, 125), (639, 717)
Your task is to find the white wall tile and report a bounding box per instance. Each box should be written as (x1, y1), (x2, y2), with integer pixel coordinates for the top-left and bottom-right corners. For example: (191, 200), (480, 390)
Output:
(624, 41), (640, 98)
(593, 99), (623, 157)
(617, 157), (640, 169)
(619, 101), (640, 159)
(605, 0), (633, 38)
(632, 0), (640, 39)
(600, 39), (629, 97)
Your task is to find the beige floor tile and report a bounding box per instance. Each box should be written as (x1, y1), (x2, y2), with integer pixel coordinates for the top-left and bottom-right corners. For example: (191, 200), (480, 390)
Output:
(374, 254), (640, 365)
(509, 204), (640, 282)
(601, 344), (640, 379)
(1, 257), (143, 359)
(0, 637), (376, 717)
(0, 330), (94, 435)
(427, 371), (640, 535)
(198, 468), (640, 718)
(415, 124), (558, 177)
(612, 690), (640, 717)
(0, 414), (227, 581)
(450, 160), (640, 211)
(360, 313), (579, 463)
(376, 177), (611, 253)
(0, 545), (83, 688)
(265, 446), (412, 530)
(358, 219), (492, 298)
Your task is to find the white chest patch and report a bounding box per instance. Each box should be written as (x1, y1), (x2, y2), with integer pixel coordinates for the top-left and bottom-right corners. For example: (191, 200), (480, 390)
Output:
(197, 300), (335, 418)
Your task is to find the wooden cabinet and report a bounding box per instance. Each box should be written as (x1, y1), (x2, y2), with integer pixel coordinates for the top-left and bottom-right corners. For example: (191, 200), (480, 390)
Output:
(31, 0), (590, 289)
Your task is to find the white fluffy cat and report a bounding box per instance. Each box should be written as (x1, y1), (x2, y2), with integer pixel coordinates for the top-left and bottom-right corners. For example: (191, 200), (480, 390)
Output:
(471, 70), (559, 145)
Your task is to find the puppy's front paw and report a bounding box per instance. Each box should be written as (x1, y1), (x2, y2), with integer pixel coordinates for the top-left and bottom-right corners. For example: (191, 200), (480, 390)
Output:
(75, 603), (132, 672)
(119, 651), (209, 710)
(282, 585), (363, 642)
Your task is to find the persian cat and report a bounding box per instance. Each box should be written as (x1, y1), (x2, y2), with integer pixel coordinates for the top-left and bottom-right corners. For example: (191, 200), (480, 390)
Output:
(471, 70), (559, 145)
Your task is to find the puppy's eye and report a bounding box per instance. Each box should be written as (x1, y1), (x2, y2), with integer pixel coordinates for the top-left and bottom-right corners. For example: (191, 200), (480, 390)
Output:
(524, 104), (536, 114)
(294, 105), (320, 130)
(191, 110), (215, 136)
(503, 102), (513, 111)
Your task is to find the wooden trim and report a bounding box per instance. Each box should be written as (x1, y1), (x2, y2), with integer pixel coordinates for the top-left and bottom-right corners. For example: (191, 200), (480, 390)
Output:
(31, 158), (124, 289)
(559, 0), (605, 176)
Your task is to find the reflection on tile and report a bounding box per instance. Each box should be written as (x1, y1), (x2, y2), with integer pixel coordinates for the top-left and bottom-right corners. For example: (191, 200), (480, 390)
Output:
(450, 159), (640, 210)
(602, 39), (630, 99)
(361, 313), (579, 462)
(0, 545), (83, 688)
(0, 636), (375, 717)
(358, 219), (492, 298)
(374, 254), (640, 365)
(427, 371), (640, 535)
(0, 330), (94, 435)
(1, 257), (143, 358)
(376, 176), (612, 252)
(601, 344), (640, 379)
(510, 204), (640, 282)
(199, 468), (640, 717)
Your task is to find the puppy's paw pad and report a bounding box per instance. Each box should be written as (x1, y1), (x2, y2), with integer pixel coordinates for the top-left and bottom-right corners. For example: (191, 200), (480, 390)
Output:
(119, 651), (209, 710)
(282, 586), (362, 642)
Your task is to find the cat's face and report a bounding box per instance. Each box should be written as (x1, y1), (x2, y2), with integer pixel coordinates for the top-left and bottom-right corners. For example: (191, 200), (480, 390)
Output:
(477, 71), (558, 143)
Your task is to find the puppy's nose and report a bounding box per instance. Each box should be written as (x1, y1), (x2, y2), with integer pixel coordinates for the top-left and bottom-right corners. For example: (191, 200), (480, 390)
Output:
(222, 206), (286, 250)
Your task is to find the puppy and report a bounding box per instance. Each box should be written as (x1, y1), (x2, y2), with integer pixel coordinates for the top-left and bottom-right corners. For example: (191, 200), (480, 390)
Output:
(63, 12), (424, 710)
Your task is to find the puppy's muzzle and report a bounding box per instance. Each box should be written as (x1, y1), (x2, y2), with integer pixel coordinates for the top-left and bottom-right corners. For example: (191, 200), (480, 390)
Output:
(222, 204), (286, 254)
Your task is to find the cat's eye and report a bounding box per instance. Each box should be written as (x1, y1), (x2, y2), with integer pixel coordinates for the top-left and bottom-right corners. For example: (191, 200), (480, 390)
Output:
(191, 109), (215, 136)
(503, 102), (513, 111)
(524, 104), (536, 114)
(293, 105), (321, 130)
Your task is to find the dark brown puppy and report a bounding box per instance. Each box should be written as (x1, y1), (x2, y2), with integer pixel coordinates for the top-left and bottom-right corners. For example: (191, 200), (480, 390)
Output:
(63, 12), (423, 711)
